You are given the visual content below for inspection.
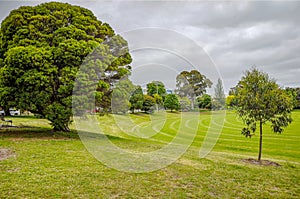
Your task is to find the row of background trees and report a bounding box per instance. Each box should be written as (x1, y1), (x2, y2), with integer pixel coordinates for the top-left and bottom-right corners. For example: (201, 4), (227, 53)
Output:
(108, 70), (228, 114)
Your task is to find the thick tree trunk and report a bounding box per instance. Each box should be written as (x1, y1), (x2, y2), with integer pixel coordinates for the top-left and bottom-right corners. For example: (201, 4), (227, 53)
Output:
(4, 107), (11, 116)
(258, 120), (263, 161)
(54, 125), (70, 132)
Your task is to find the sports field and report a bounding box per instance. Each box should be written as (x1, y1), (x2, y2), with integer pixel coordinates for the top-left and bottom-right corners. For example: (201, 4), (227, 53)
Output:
(0, 110), (299, 198)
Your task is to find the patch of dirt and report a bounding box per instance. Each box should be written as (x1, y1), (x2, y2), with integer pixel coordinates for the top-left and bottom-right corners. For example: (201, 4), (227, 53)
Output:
(0, 148), (15, 161)
(242, 158), (281, 167)
(9, 138), (25, 141)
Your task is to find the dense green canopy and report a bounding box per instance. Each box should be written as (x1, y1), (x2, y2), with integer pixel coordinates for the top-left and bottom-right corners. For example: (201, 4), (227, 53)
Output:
(164, 94), (180, 112)
(129, 86), (144, 113)
(197, 94), (212, 109)
(146, 81), (166, 97)
(0, 2), (132, 131)
(142, 94), (156, 113)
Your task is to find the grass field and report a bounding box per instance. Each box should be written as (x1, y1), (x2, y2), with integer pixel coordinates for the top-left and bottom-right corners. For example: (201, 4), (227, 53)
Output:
(0, 110), (299, 198)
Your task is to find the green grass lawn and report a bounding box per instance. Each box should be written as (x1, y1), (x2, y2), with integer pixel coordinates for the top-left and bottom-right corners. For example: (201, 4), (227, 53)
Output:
(0, 110), (299, 198)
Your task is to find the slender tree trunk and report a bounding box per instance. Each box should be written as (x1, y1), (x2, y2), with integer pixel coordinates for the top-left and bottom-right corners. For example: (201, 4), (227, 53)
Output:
(191, 98), (195, 110)
(258, 120), (263, 161)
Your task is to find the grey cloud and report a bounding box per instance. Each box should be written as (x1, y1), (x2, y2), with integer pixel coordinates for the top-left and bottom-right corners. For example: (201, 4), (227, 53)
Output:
(0, 0), (299, 94)
(174, 2), (300, 29)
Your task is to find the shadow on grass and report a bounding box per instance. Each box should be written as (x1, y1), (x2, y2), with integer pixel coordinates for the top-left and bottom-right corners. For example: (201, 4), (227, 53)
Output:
(0, 126), (78, 139)
(3, 115), (38, 119)
(129, 112), (154, 116)
(0, 126), (126, 141)
(77, 129), (125, 140)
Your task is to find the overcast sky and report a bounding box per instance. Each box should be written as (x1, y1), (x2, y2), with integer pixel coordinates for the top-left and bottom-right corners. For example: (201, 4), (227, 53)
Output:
(0, 1), (299, 94)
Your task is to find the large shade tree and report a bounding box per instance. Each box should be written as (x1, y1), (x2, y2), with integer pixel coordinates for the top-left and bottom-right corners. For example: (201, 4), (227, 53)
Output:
(176, 70), (212, 110)
(0, 2), (132, 131)
(233, 68), (293, 161)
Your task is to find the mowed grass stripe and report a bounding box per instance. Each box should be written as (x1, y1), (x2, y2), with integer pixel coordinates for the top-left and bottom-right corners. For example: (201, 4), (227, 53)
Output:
(1, 110), (299, 198)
